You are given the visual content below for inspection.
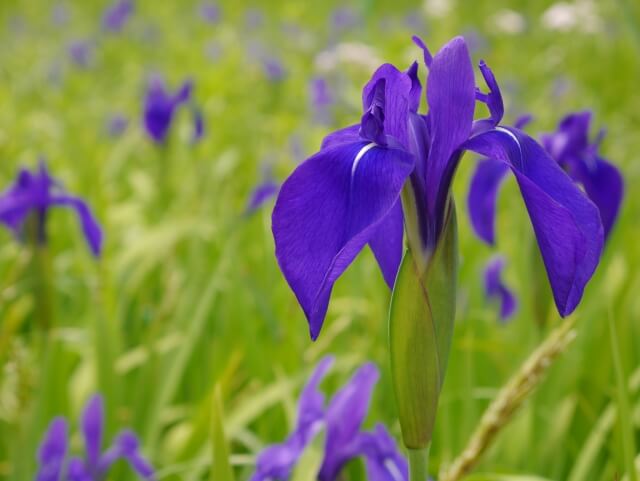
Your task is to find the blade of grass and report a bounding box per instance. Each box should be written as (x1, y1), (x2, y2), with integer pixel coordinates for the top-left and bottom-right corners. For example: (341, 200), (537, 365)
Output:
(211, 384), (235, 481)
(608, 309), (638, 481)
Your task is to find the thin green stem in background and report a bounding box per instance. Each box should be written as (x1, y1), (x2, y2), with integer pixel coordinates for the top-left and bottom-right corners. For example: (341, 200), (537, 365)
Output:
(408, 446), (430, 481)
(608, 309), (638, 481)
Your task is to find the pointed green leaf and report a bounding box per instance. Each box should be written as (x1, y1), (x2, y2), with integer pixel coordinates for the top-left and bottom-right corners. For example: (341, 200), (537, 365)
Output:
(389, 205), (458, 449)
(290, 426), (326, 481)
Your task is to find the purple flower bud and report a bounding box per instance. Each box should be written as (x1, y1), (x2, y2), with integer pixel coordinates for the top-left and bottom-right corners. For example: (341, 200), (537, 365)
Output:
(102, 0), (134, 32)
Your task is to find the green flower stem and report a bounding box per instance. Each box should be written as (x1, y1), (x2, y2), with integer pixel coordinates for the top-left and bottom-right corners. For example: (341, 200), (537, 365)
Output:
(27, 215), (54, 330)
(408, 446), (430, 481)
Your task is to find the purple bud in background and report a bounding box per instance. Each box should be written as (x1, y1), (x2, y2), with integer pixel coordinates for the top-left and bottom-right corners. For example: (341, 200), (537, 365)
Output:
(68, 40), (94, 68)
(484, 255), (517, 322)
(102, 0), (134, 32)
(198, 2), (221, 24)
(310, 76), (333, 124)
(192, 108), (205, 143)
(245, 180), (279, 215)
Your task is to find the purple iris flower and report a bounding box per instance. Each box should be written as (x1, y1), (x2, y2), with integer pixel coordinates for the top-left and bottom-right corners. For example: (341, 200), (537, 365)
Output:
(468, 111), (622, 243)
(272, 35), (603, 340)
(35, 394), (155, 481)
(52, 3), (70, 27)
(484, 255), (517, 322)
(250, 357), (408, 481)
(0, 162), (102, 256)
(330, 7), (360, 32)
(142, 75), (193, 144)
(102, 0), (134, 32)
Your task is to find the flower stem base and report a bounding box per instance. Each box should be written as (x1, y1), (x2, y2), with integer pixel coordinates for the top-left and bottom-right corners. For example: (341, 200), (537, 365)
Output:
(408, 446), (430, 481)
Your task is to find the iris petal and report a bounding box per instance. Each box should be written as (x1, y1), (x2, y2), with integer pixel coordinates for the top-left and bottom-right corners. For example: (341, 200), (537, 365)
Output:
(368, 201), (404, 288)
(319, 363), (379, 481)
(52, 195), (103, 256)
(467, 158), (509, 245)
(81, 394), (104, 469)
(484, 255), (517, 321)
(272, 141), (414, 339)
(464, 127), (603, 316)
(425, 36), (476, 216)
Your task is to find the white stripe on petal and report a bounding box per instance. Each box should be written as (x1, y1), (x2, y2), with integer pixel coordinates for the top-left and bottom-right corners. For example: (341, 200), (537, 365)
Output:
(352, 142), (377, 177)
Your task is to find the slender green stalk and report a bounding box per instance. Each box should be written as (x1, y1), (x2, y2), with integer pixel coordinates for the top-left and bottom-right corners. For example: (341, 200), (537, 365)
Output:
(26, 214), (54, 330)
(408, 446), (430, 481)
(608, 309), (638, 481)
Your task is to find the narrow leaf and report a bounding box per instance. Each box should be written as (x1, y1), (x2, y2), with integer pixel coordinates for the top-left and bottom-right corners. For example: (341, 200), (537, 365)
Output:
(211, 385), (235, 481)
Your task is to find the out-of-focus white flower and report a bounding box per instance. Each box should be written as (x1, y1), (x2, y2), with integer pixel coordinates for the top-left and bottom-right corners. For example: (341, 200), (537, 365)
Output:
(423, 0), (453, 18)
(541, 0), (602, 33)
(315, 42), (382, 73)
(490, 9), (526, 34)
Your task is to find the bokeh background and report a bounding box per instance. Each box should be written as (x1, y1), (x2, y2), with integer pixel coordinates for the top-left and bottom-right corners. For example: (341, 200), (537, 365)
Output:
(0, 0), (639, 479)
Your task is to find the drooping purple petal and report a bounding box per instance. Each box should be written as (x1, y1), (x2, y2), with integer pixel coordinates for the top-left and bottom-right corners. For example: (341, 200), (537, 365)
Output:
(425, 37), (476, 219)
(484, 255), (517, 322)
(192, 108), (205, 142)
(36, 418), (68, 481)
(272, 142), (414, 339)
(318, 363), (380, 481)
(113, 431), (156, 479)
(81, 394), (104, 469)
(51, 195), (103, 256)
(357, 425), (408, 481)
(467, 158), (509, 245)
(368, 202), (404, 288)
(464, 127), (603, 316)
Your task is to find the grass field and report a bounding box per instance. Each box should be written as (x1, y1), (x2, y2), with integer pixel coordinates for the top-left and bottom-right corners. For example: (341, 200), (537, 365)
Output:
(0, 0), (639, 480)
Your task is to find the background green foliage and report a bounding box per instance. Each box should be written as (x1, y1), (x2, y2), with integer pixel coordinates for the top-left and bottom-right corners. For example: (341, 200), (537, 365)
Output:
(0, 0), (638, 479)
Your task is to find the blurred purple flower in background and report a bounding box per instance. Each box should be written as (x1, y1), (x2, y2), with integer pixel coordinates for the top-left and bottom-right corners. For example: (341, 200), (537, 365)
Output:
(541, 112), (623, 239)
(250, 357), (408, 481)
(143, 75), (193, 144)
(245, 179), (279, 215)
(330, 7), (360, 32)
(198, 2), (221, 24)
(52, 3), (70, 26)
(245, 8), (264, 29)
(102, 0), (134, 32)
(263, 56), (287, 82)
(68, 40), (94, 68)
(484, 255), (517, 322)
(192, 108), (205, 143)
(106, 113), (128, 137)
(0, 161), (102, 256)
(35, 395), (155, 481)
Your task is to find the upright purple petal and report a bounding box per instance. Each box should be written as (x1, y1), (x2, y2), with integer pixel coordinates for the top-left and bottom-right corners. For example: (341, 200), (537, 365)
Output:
(425, 37), (475, 213)
(36, 418), (68, 481)
(272, 142), (414, 339)
(318, 363), (379, 481)
(484, 255), (517, 322)
(67, 458), (92, 481)
(361, 64), (414, 149)
(467, 158), (509, 245)
(250, 358), (333, 481)
(81, 394), (104, 470)
(464, 127), (603, 316)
